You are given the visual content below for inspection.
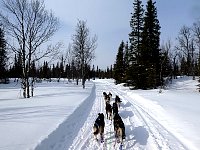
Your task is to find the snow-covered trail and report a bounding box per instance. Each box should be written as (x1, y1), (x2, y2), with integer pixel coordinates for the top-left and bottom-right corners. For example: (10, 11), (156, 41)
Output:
(109, 86), (187, 150)
(69, 80), (194, 150)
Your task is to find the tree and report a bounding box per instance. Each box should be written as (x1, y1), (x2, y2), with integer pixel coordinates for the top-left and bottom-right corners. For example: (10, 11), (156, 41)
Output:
(192, 21), (200, 82)
(113, 41), (125, 84)
(176, 25), (195, 76)
(0, 26), (7, 83)
(139, 0), (161, 89)
(0, 0), (59, 98)
(129, 0), (144, 64)
(160, 40), (173, 88)
(128, 0), (144, 86)
(90, 65), (95, 80)
(71, 20), (97, 88)
(14, 53), (23, 78)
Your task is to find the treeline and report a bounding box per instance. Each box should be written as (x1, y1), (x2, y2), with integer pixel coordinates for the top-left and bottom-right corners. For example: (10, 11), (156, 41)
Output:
(1, 20), (111, 84)
(113, 0), (200, 90)
(6, 56), (113, 80)
(1, 0), (200, 94)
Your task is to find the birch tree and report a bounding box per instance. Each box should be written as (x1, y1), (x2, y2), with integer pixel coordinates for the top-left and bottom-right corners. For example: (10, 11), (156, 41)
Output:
(192, 21), (200, 80)
(71, 20), (97, 88)
(176, 26), (195, 76)
(0, 0), (59, 98)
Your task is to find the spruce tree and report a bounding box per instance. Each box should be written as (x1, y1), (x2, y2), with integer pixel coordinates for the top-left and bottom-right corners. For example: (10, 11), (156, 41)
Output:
(91, 65), (95, 80)
(16, 53), (23, 78)
(0, 26), (7, 82)
(160, 51), (172, 86)
(129, 0), (144, 63)
(128, 0), (144, 87)
(124, 42), (129, 69)
(113, 41), (125, 84)
(110, 65), (113, 79)
(140, 0), (161, 89)
(123, 41), (131, 83)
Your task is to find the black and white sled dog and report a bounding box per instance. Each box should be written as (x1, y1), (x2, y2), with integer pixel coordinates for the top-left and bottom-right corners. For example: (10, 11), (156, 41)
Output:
(93, 113), (105, 142)
(115, 95), (122, 108)
(103, 92), (107, 99)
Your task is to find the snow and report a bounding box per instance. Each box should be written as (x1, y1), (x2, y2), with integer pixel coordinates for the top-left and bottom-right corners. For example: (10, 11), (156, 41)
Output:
(0, 77), (200, 150)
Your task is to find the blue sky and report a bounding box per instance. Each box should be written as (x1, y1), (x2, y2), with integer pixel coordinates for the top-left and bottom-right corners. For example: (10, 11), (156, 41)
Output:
(44, 0), (200, 69)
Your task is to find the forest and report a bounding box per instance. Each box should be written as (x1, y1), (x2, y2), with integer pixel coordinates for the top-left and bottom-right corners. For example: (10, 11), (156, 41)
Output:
(113, 0), (200, 90)
(1, 0), (200, 98)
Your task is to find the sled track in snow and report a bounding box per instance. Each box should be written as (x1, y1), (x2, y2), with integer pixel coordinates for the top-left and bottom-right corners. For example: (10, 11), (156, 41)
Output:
(69, 81), (189, 150)
(106, 83), (189, 150)
(69, 83), (108, 150)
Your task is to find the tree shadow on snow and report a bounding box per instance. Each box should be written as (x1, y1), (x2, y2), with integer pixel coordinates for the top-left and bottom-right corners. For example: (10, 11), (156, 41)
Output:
(125, 126), (149, 149)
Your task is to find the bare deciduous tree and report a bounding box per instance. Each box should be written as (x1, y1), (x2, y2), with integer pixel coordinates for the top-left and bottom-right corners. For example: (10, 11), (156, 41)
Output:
(71, 20), (97, 88)
(0, 0), (59, 98)
(176, 25), (195, 76)
(192, 21), (200, 80)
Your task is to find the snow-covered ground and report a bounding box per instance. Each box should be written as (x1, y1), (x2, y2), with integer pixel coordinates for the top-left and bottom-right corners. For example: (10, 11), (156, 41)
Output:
(0, 77), (199, 150)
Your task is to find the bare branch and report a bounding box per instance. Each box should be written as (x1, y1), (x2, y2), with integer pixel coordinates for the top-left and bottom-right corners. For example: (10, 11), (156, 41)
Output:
(0, 0), (59, 98)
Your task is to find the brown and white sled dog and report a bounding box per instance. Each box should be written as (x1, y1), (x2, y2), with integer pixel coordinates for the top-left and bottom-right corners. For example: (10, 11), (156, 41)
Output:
(93, 113), (105, 141)
(113, 113), (126, 144)
(115, 126), (123, 144)
(103, 92), (112, 104)
(105, 102), (112, 121)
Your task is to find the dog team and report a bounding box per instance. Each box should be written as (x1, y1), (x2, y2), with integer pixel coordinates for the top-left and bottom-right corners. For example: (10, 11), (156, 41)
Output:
(93, 91), (125, 145)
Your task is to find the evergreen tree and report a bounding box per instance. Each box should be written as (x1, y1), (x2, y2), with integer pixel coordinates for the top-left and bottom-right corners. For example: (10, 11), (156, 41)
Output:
(106, 67), (110, 78)
(29, 61), (36, 78)
(129, 0), (144, 64)
(128, 0), (144, 87)
(139, 0), (161, 89)
(60, 57), (64, 78)
(55, 62), (60, 79)
(160, 51), (172, 86)
(110, 65), (113, 79)
(96, 66), (99, 78)
(0, 26), (7, 82)
(106, 65), (113, 79)
(8, 56), (23, 79)
(113, 41), (125, 84)
(91, 65), (95, 80)
(64, 64), (70, 78)
(52, 64), (57, 78)
(123, 41), (130, 80)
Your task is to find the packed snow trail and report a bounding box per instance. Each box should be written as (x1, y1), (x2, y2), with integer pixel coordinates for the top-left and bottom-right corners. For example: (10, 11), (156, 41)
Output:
(69, 79), (195, 150)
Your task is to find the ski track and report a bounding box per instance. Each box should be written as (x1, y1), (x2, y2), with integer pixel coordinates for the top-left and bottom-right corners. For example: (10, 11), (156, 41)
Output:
(69, 82), (106, 150)
(69, 80), (189, 150)
(105, 81), (188, 150)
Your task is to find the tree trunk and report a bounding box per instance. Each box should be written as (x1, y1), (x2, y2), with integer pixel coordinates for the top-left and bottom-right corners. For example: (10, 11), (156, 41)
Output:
(76, 78), (79, 85)
(22, 78), (26, 98)
(31, 78), (34, 97)
(26, 78), (30, 98)
(82, 77), (86, 89)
